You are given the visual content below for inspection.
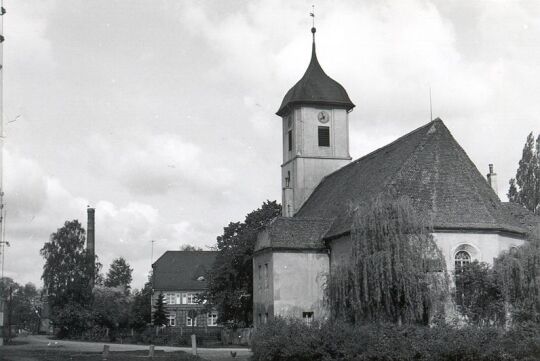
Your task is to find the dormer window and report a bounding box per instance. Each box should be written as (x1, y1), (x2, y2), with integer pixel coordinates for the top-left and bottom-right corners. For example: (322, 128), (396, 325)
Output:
(197, 276), (205, 282)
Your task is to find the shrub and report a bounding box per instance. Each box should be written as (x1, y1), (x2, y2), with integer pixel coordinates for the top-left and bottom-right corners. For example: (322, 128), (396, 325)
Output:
(252, 318), (540, 361)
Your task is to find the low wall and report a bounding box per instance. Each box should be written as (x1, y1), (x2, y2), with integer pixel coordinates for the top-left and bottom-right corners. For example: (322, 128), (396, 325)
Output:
(221, 327), (253, 346)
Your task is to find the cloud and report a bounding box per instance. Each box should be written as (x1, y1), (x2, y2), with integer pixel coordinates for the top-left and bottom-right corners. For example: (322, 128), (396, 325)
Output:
(6, 0), (540, 289)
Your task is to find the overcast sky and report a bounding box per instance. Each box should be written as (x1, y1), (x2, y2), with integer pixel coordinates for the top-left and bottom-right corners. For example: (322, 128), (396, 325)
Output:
(4, 0), (540, 289)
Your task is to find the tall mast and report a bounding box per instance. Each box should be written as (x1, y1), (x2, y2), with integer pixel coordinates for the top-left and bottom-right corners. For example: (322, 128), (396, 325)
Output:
(0, 0), (5, 346)
(0, 0), (7, 278)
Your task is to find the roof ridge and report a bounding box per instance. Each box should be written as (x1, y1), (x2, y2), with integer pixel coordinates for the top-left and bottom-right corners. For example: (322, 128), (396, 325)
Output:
(328, 119), (437, 178)
(441, 124), (508, 225)
(296, 119), (437, 215)
(382, 121), (441, 195)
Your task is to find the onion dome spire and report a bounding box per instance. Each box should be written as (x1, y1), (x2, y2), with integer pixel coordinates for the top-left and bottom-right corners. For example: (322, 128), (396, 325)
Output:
(276, 25), (355, 117)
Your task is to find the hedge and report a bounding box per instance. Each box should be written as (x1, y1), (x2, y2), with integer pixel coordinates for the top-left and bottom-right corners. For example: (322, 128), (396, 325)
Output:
(251, 318), (540, 361)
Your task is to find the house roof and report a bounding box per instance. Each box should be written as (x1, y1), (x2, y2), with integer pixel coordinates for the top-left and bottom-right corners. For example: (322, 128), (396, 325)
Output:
(152, 251), (217, 291)
(276, 30), (355, 117)
(255, 217), (333, 252)
(295, 118), (528, 238)
(501, 202), (540, 234)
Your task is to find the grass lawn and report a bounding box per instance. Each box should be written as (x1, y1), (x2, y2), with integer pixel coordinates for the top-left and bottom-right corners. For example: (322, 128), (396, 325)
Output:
(1, 348), (202, 361)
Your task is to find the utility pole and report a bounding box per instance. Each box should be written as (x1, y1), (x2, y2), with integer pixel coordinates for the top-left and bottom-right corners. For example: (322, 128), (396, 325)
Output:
(0, 0), (6, 346)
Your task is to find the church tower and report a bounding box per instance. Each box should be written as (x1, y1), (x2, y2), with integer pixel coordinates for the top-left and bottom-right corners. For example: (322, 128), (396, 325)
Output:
(277, 27), (355, 217)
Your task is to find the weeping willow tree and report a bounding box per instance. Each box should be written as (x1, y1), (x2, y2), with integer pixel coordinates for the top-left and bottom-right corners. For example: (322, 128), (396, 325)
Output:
(327, 196), (448, 325)
(494, 225), (540, 323)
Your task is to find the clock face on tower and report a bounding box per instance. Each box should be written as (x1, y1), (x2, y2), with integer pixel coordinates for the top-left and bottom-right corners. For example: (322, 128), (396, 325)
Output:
(317, 111), (330, 123)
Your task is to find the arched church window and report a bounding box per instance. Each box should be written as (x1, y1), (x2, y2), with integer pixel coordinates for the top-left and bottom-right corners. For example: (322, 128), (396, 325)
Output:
(454, 250), (471, 270)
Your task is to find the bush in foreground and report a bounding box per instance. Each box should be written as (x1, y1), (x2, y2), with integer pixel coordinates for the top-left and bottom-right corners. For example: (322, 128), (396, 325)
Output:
(251, 318), (540, 361)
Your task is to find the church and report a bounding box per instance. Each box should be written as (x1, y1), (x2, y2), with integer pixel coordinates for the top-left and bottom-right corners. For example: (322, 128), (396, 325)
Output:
(252, 26), (539, 326)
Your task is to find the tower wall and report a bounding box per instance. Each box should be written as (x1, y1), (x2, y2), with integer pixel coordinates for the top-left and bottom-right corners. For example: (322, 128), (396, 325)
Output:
(281, 106), (351, 216)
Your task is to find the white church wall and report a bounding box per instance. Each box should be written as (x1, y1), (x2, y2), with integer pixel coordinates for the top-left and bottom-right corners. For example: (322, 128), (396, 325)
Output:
(328, 231), (525, 274)
(433, 231), (525, 273)
(272, 251), (329, 321)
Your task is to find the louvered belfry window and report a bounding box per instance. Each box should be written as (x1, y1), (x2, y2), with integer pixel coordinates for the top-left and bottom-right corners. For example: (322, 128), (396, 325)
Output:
(318, 126), (330, 147)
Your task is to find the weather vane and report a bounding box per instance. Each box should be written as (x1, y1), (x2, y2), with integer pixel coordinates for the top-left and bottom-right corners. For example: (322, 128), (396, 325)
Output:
(310, 5), (315, 28)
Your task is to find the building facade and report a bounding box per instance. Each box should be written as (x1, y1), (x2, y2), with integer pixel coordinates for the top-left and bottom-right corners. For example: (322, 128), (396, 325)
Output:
(253, 26), (540, 326)
(152, 251), (218, 328)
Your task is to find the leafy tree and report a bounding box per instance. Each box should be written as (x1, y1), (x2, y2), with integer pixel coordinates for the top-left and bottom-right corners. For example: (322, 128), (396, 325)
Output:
(129, 274), (153, 330)
(92, 285), (131, 338)
(326, 196), (448, 325)
(0, 278), (42, 338)
(153, 293), (167, 326)
(454, 261), (506, 326)
(104, 257), (133, 293)
(179, 244), (203, 251)
(205, 200), (281, 327)
(508, 132), (540, 214)
(40, 220), (97, 337)
(494, 226), (540, 323)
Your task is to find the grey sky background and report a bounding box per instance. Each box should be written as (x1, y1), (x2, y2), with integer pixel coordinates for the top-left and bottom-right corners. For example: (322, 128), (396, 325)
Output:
(4, 0), (540, 289)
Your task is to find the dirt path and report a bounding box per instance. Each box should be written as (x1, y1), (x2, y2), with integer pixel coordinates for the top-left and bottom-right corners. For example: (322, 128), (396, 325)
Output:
(1, 335), (251, 361)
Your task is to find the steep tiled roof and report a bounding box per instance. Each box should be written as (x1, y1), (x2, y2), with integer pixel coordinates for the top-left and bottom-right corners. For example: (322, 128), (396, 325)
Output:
(255, 217), (333, 251)
(152, 251), (217, 291)
(501, 202), (540, 234)
(296, 119), (528, 238)
(276, 35), (355, 117)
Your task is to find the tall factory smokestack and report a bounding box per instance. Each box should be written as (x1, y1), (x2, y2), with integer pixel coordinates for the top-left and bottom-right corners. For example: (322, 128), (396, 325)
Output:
(87, 207), (95, 287)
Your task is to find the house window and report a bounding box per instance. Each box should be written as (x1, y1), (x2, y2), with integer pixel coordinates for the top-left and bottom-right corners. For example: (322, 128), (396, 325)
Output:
(258, 313), (262, 325)
(175, 293), (181, 304)
(454, 250), (471, 270)
(164, 293), (174, 305)
(288, 130), (293, 151)
(186, 293), (197, 304)
(186, 315), (197, 327)
(318, 126), (330, 147)
(167, 315), (176, 327)
(302, 312), (314, 325)
(207, 311), (218, 326)
(264, 313), (268, 324)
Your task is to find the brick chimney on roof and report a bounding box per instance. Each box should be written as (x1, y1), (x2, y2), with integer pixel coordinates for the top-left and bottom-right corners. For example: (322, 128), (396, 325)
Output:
(487, 164), (498, 196)
(87, 207), (95, 287)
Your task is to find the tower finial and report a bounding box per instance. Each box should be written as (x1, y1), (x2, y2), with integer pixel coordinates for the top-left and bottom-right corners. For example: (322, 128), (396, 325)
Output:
(310, 5), (316, 41)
